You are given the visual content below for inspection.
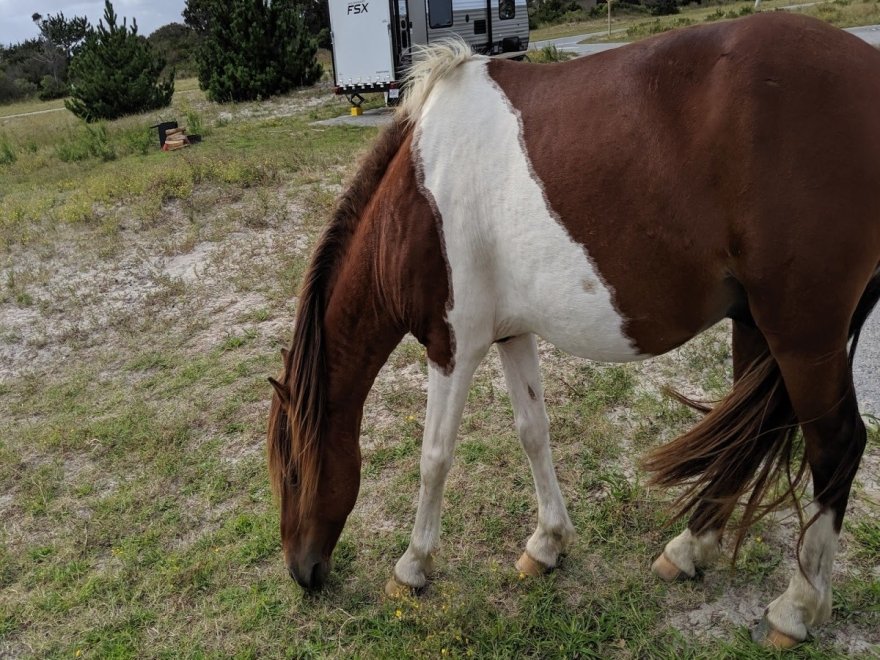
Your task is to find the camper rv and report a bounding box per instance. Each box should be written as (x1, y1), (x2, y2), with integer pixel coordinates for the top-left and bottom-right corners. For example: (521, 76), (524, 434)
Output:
(329, 0), (529, 104)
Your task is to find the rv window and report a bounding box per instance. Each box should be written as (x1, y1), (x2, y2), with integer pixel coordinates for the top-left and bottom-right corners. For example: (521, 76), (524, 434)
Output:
(428, 0), (453, 28)
(499, 0), (515, 19)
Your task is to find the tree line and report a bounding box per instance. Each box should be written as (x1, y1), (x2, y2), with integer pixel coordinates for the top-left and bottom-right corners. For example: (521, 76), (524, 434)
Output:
(0, 0), (329, 120)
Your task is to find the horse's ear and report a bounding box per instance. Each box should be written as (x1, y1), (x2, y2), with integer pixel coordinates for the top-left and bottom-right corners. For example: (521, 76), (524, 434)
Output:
(268, 377), (289, 403)
(280, 347), (289, 362)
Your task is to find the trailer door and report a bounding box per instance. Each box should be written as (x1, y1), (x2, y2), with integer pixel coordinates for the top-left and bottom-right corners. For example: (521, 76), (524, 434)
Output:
(330, 0), (395, 88)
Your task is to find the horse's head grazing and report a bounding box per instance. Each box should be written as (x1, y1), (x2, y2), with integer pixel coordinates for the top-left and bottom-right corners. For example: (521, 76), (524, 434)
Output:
(267, 349), (360, 591)
(267, 119), (410, 590)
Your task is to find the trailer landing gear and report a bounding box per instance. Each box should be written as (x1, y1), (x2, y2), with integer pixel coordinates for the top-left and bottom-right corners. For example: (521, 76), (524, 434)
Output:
(347, 93), (365, 116)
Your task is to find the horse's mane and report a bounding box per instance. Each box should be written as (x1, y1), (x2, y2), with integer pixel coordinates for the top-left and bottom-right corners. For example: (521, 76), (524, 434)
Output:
(267, 119), (408, 514)
(398, 40), (479, 126)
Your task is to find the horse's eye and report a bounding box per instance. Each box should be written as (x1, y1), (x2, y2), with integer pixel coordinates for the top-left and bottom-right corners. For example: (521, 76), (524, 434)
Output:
(287, 471), (299, 489)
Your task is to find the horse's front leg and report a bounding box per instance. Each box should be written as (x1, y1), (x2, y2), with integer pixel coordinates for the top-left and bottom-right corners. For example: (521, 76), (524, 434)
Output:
(497, 334), (575, 575)
(386, 344), (488, 596)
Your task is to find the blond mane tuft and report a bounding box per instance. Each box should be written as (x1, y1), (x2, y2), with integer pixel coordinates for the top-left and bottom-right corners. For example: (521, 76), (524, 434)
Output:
(398, 40), (482, 126)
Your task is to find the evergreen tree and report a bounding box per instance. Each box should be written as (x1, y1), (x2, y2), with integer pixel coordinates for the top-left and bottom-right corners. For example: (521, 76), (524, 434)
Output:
(148, 23), (199, 77)
(65, 1), (174, 121)
(274, 0), (325, 88)
(192, 0), (321, 103)
(31, 11), (91, 99)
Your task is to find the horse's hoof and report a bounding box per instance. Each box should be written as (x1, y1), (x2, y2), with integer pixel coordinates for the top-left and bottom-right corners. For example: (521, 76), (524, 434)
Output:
(651, 552), (687, 582)
(515, 551), (549, 577)
(751, 614), (803, 649)
(384, 575), (417, 599)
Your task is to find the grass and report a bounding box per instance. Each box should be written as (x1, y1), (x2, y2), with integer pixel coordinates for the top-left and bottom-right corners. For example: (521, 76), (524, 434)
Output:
(1, 63), (879, 660)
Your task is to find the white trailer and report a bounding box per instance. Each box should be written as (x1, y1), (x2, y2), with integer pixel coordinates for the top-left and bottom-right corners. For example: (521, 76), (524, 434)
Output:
(329, 0), (529, 104)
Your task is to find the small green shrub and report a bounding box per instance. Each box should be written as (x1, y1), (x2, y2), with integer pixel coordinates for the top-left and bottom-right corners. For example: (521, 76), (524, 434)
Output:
(0, 134), (15, 165)
(648, 0), (679, 16)
(529, 0), (583, 27)
(55, 123), (116, 162)
(121, 126), (155, 156)
(627, 16), (693, 38)
(38, 75), (68, 101)
(527, 45), (576, 63)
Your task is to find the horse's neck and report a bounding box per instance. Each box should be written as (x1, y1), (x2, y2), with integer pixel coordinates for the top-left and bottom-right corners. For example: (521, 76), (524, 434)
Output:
(321, 230), (405, 419)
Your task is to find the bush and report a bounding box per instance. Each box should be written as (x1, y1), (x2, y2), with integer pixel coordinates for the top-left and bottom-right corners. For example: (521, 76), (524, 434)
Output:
(55, 123), (116, 162)
(527, 45), (576, 63)
(65, 1), (173, 121)
(121, 126), (155, 155)
(529, 0), (583, 27)
(648, 0), (680, 16)
(38, 75), (68, 100)
(194, 0), (322, 103)
(0, 134), (16, 165)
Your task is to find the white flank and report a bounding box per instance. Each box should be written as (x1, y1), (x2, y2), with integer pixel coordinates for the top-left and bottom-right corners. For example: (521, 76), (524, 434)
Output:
(414, 59), (641, 362)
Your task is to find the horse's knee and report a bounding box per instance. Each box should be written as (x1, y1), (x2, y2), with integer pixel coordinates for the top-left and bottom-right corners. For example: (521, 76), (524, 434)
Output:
(514, 409), (550, 451)
(420, 449), (452, 485)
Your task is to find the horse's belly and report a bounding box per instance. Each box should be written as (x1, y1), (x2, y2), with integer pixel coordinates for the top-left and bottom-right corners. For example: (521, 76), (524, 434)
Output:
(498, 270), (647, 363)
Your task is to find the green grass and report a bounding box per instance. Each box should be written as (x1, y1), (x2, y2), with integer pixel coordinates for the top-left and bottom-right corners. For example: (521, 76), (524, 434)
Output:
(1, 65), (878, 659)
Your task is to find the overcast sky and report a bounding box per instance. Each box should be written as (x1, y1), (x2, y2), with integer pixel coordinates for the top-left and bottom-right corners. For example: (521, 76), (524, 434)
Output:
(1, 1), (187, 47)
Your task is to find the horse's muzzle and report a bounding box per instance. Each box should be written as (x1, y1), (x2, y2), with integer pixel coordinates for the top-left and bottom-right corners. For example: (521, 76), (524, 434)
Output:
(289, 558), (330, 590)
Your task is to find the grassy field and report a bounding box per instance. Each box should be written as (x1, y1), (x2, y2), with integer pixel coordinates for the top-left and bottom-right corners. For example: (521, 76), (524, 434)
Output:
(1, 61), (879, 660)
(529, 0), (880, 43)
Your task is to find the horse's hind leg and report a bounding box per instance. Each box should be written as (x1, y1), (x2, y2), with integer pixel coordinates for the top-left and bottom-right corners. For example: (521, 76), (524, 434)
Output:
(754, 345), (866, 647)
(387, 342), (489, 596)
(497, 334), (575, 575)
(654, 320), (788, 580)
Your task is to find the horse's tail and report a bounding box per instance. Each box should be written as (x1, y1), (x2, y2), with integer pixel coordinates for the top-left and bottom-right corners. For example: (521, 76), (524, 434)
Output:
(643, 269), (880, 560)
(642, 349), (800, 561)
(268, 119), (409, 515)
(398, 40), (479, 127)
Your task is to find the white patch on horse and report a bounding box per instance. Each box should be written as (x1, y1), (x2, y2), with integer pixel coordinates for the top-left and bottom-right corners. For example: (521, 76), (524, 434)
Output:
(413, 59), (641, 364)
(766, 507), (838, 640)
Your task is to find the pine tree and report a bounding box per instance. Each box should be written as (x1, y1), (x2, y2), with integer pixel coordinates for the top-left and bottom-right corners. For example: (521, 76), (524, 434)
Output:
(273, 0), (323, 91)
(193, 0), (321, 103)
(65, 1), (174, 121)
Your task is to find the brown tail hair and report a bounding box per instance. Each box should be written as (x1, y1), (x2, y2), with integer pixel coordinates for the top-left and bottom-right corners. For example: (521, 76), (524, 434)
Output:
(267, 119), (409, 517)
(642, 350), (801, 561)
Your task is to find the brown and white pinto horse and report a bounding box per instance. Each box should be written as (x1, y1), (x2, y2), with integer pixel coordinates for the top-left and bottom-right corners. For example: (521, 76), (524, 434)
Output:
(268, 13), (880, 647)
